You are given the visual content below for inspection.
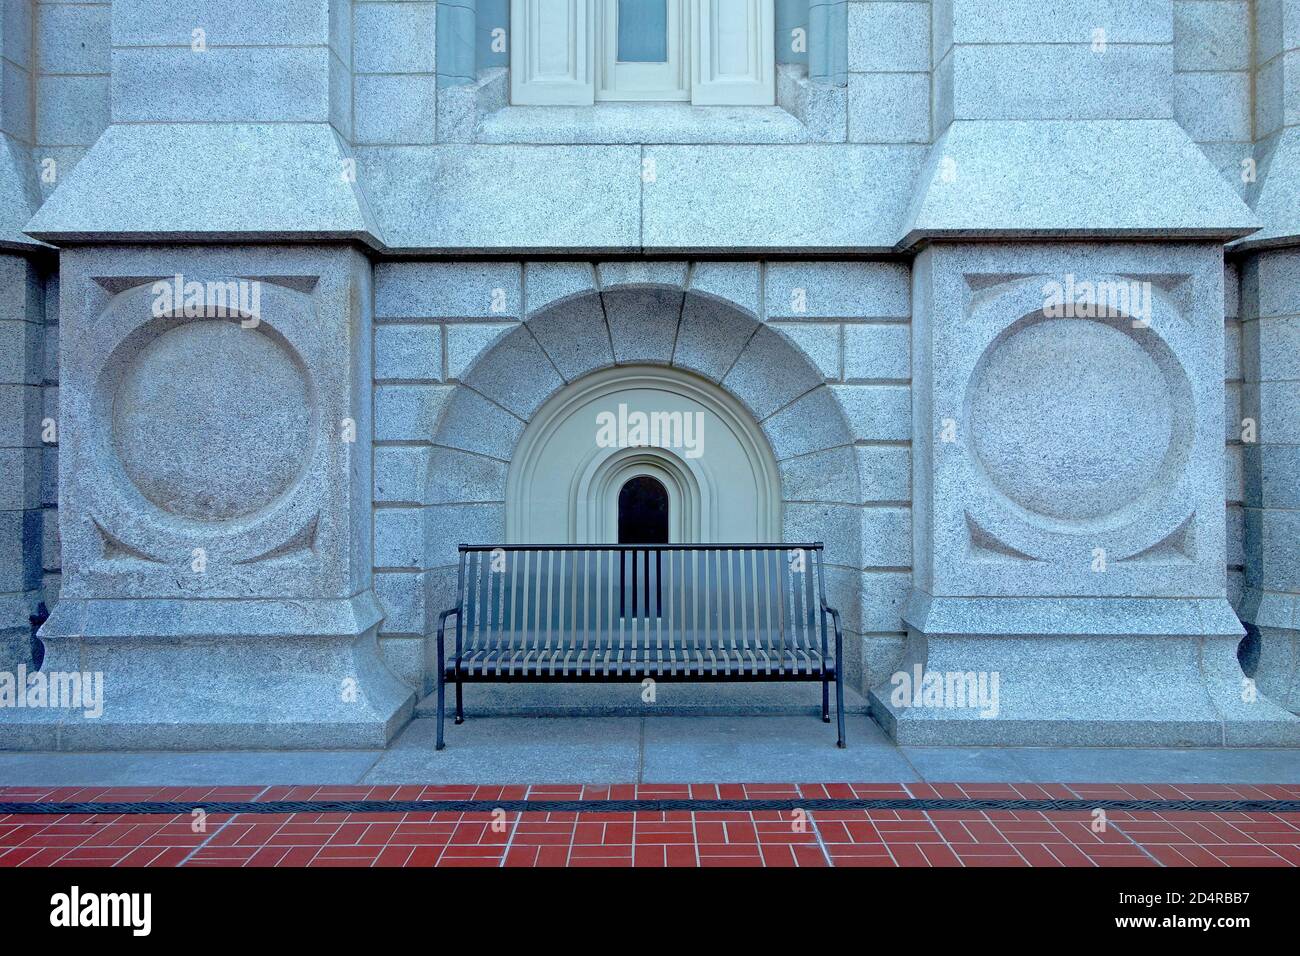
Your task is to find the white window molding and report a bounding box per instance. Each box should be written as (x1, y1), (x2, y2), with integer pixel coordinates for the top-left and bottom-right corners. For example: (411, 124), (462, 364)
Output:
(510, 0), (774, 107)
(509, 0), (596, 106)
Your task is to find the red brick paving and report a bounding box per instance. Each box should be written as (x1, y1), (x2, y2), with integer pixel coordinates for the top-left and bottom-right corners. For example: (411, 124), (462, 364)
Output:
(0, 783), (1296, 868)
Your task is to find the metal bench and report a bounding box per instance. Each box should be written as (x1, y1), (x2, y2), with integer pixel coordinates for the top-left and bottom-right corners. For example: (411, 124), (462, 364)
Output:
(435, 543), (846, 749)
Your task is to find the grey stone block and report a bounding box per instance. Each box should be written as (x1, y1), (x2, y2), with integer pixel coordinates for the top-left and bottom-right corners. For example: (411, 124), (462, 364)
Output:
(376, 261), (522, 320)
(848, 2), (930, 73)
(0, 448), (39, 510)
(947, 44), (1173, 122)
(111, 0), (331, 46)
(36, 75), (109, 147)
(378, 635), (423, 688)
(783, 501), (860, 563)
(844, 323), (910, 379)
(374, 507), (424, 569)
(856, 444), (911, 502)
(686, 261), (761, 316)
(374, 323), (442, 381)
(526, 292), (614, 381)
(672, 291), (757, 383)
(860, 506), (911, 567)
(944, 0), (1173, 45)
(779, 445), (859, 503)
(37, 4), (111, 75)
(0, 384), (40, 447)
(1255, 51), (1300, 140)
(597, 261), (688, 290)
(762, 386), (857, 460)
(2, 0), (32, 69)
(766, 261), (911, 319)
(426, 502), (505, 566)
(25, 124), (382, 245)
(375, 383), (451, 441)
(445, 322), (513, 380)
(523, 261), (597, 316)
(0, 319), (42, 384)
(902, 120), (1258, 245)
(111, 47), (332, 123)
(432, 387), (523, 460)
(354, 74), (437, 144)
(19, 597), (415, 750)
(474, 101), (812, 145)
(0, 256), (41, 324)
(1174, 0), (1251, 72)
(848, 72), (931, 144)
(354, 1), (437, 74)
(860, 570), (911, 631)
(724, 325), (824, 420)
(374, 569), (428, 636)
(427, 446), (508, 504)
(461, 324), (564, 419)
(357, 145), (641, 253)
(603, 288), (683, 365)
(1174, 71), (1251, 144)
(374, 445), (432, 505)
(829, 383), (911, 441)
(870, 598), (1300, 746)
(770, 322), (840, 379)
(641, 145), (925, 254)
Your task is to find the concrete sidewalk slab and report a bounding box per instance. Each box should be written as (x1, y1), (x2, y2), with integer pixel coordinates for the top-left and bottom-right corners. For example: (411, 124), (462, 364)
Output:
(362, 716), (642, 784)
(1, 716), (1299, 787)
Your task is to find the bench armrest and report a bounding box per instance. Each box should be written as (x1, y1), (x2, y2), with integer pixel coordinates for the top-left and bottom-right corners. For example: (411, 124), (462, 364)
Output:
(820, 601), (844, 668)
(436, 606), (461, 676)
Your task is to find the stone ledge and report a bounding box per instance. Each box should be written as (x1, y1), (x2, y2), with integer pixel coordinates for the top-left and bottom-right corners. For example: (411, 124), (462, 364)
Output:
(900, 120), (1261, 248)
(23, 124), (384, 248)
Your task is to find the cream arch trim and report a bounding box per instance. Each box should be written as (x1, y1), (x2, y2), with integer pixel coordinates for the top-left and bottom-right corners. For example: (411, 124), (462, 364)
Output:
(506, 366), (781, 544)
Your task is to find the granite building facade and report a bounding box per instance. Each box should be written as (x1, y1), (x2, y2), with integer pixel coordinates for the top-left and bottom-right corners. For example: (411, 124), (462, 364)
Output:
(1, 0), (1298, 749)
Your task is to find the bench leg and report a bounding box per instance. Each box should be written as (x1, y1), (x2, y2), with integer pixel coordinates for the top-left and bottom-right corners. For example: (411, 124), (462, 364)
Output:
(831, 623), (846, 748)
(436, 669), (446, 751)
(837, 676), (847, 749)
(454, 680), (464, 725)
(821, 676), (830, 723)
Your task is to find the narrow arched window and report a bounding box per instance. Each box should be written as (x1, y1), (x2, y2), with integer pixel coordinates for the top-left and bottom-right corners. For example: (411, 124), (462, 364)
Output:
(617, 475), (669, 544)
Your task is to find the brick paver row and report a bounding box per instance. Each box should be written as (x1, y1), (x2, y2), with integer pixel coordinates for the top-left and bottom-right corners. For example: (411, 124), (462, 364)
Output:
(2, 783), (1297, 868)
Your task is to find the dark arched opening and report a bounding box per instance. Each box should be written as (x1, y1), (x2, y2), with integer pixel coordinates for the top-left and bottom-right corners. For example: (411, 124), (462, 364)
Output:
(618, 475), (669, 544)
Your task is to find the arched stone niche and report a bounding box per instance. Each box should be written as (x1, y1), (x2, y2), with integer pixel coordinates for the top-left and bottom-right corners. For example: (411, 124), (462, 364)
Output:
(507, 366), (782, 544)
(424, 274), (866, 696)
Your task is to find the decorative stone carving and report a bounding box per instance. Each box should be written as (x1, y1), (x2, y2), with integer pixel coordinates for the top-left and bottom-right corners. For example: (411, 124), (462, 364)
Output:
(15, 246), (414, 750)
(876, 242), (1300, 746)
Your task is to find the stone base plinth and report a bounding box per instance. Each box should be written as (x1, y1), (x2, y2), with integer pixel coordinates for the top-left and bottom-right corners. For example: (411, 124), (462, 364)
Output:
(1, 595), (415, 751)
(1239, 588), (1300, 716)
(867, 595), (1300, 747)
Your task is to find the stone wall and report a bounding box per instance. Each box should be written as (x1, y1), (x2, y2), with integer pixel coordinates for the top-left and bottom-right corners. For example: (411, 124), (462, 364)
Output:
(370, 259), (914, 701)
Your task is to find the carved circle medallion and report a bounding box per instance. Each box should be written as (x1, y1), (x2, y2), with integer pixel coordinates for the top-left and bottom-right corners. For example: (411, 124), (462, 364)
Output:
(111, 320), (313, 521)
(967, 317), (1176, 523)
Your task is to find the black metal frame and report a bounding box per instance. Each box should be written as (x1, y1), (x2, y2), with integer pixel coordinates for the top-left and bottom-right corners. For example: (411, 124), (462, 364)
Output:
(435, 542), (846, 750)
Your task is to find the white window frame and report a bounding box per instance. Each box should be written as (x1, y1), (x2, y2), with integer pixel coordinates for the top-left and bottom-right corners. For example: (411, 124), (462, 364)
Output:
(597, 0), (690, 102)
(510, 0), (774, 107)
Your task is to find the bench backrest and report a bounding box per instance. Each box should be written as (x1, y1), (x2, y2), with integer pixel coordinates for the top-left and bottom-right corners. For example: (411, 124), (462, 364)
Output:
(451, 544), (829, 658)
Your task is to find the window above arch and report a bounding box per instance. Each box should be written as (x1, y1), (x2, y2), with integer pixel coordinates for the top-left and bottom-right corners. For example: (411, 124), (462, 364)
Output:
(509, 0), (776, 106)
